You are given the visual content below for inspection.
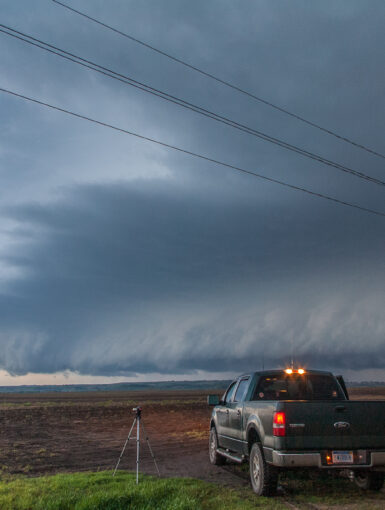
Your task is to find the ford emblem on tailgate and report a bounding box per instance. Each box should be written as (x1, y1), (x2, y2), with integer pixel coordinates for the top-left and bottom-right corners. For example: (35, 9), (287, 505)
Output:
(334, 421), (350, 430)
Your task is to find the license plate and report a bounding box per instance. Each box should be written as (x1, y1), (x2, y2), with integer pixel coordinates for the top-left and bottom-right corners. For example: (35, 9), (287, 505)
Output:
(332, 451), (353, 464)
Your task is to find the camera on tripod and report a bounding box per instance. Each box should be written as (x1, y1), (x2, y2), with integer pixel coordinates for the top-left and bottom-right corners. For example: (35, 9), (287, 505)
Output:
(113, 404), (159, 483)
(132, 406), (142, 418)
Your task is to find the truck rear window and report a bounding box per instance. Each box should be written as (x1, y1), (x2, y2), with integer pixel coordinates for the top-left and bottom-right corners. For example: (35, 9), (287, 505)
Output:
(253, 374), (345, 401)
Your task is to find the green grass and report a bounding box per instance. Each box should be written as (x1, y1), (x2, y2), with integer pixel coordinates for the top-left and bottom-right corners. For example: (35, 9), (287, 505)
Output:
(2, 470), (384, 509)
(282, 471), (385, 507)
(0, 471), (285, 510)
(237, 465), (385, 508)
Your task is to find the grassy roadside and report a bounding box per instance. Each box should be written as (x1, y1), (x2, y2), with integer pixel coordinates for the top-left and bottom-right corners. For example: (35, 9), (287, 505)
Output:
(282, 473), (385, 509)
(1, 470), (384, 509)
(0, 471), (285, 510)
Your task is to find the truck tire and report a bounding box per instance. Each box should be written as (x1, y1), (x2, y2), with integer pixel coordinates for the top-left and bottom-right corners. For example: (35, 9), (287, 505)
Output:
(354, 471), (385, 491)
(249, 443), (278, 496)
(209, 427), (226, 465)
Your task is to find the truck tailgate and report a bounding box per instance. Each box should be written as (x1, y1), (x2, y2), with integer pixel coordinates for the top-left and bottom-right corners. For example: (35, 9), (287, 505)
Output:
(282, 401), (385, 450)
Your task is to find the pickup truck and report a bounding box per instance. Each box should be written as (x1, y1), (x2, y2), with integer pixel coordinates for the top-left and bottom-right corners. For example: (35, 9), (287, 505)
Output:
(208, 369), (385, 496)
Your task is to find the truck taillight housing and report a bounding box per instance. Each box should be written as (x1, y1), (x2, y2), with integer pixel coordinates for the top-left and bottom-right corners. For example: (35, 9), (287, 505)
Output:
(273, 412), (286, 437)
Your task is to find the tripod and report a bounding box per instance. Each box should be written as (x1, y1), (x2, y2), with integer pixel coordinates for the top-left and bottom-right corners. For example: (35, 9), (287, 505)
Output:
(113, 406), (160, 484)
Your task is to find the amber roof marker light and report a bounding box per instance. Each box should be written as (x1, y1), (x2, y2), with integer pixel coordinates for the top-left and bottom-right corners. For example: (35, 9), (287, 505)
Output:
(284, 368), (306, 374)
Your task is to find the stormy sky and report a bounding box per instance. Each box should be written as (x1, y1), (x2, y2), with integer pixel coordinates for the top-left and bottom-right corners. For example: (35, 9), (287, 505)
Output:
(0, 0), (384, 384)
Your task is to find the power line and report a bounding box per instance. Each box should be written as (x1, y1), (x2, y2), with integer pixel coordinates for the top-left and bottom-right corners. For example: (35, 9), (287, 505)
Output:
(1, 25), (384, 189)
(2, 25), (384, 189)
(1, 86), (384, 218)
(51, 0), (385, 161)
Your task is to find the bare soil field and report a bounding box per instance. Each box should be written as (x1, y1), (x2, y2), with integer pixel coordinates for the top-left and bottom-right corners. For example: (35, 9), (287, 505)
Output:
(0, 389), (235, 482)
(0, 386), (384, 508)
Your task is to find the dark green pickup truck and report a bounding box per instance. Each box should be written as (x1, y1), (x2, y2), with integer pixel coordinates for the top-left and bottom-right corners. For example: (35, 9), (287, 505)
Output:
(208, 369), (385, 496)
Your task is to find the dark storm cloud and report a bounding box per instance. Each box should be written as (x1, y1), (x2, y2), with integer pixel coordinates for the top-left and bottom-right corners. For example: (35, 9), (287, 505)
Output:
(0, 180), (384, 376)
(0, 0), (384, 378)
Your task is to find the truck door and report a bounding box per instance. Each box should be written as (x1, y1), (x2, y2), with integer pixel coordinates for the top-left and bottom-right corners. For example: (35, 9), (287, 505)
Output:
(227, 377), (250, 453)
(216, 381), (237, 449)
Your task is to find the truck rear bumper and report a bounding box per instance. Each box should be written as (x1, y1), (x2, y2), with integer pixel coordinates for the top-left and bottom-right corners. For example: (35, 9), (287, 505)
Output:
(269, 450), (321, 467)
(264, 448), (385, 469)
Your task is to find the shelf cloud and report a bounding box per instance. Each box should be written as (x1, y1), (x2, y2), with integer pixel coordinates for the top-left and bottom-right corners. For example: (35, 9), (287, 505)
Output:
(0, 180), (384, 377)
(0, 0), (384, 381)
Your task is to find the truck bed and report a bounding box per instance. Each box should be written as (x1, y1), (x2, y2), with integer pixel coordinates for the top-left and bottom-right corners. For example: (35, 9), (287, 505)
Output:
(279, 400), (385, 450)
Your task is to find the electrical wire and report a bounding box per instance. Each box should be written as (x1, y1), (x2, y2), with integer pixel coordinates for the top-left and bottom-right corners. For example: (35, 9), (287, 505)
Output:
(51, 0), (385, 161)
(1, 24), (384, 188)
(1, 86), (384, 218)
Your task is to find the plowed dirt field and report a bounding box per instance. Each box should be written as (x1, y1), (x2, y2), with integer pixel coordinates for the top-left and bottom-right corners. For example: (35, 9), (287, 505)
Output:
(0, 389), (242, 486)
(0, 387), (384, 508)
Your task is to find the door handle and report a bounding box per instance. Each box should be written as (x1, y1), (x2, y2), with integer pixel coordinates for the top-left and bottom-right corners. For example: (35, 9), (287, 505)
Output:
(237, 410), (241, 416)
(335, 405), (346, 412)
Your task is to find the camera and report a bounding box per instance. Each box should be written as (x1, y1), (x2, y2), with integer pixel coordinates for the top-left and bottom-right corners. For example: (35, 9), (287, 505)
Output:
(132, 406), (142, 418)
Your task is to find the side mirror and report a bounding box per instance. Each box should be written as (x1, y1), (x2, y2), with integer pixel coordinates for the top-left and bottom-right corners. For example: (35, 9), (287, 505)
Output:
(207, 395), (220, 406)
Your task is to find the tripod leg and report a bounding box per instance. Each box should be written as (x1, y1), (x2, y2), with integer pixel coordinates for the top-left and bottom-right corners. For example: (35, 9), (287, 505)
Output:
(136, 416), (140, 484)
(141, 421), (160, 477)
(113, 418), (136, 476)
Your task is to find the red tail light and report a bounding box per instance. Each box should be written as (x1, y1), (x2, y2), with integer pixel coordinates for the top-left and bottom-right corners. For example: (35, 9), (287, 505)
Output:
(273, 412), (286, 437)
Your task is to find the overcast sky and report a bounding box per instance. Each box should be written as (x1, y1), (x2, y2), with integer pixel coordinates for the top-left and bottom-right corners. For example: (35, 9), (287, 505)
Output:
(0, 0), (384, 385)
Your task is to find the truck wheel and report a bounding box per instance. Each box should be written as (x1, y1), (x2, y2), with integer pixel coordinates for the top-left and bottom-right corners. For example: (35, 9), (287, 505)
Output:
(209, 427), (226, 465)
(354, 471), (385, 491)
(249, 443), (278, 497)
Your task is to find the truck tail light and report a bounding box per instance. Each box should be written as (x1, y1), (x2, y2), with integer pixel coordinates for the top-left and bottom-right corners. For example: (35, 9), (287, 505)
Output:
(273, 412), (286, 437)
